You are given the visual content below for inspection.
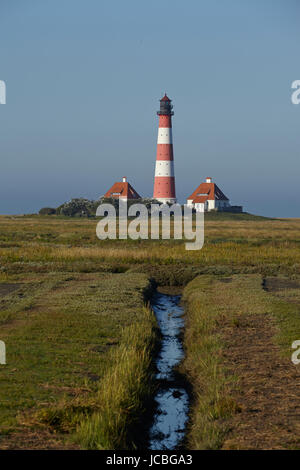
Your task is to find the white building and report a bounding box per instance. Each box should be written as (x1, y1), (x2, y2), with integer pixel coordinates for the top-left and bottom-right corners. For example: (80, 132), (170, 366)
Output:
(187, 177), (231, 212)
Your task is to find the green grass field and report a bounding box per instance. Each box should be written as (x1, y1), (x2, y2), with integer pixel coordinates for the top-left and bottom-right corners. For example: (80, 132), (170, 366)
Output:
(0, 214), (299, 449)
(0, 270), (158, 449)
(181, 274), (300, 449)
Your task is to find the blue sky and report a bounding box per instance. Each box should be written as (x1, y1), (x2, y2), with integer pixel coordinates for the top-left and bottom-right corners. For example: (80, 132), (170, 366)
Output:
(0, 0), (299, 217)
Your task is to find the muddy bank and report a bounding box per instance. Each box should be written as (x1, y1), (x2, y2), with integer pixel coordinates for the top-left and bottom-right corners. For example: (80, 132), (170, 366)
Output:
(0, 283), (23, 297)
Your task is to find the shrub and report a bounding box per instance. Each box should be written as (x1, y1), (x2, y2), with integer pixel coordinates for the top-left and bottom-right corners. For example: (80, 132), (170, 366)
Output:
(39, 207), (56, 215)
(56, 198), (100, 217)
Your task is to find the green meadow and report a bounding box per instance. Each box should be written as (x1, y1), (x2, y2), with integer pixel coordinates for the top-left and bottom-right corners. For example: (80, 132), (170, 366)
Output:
(0, 213), (299, 449)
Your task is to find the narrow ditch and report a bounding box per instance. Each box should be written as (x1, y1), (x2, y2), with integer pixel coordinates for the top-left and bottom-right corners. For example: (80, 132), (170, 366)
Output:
(148, 291), (189, 450)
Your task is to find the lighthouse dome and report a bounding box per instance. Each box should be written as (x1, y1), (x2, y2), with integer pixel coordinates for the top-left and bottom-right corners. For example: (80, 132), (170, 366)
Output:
(160, 94), (171, 102)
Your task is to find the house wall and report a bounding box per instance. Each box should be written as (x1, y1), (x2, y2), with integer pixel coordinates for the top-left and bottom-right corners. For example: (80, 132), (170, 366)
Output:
(186, 199), (232, 212)
(194, 202), (206, 212)
(208, 200), (215, 211)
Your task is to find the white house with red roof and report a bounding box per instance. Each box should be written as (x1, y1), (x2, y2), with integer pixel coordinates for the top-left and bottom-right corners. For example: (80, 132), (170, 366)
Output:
(187, 177), (231, 212)
(104, 177), (141, 201)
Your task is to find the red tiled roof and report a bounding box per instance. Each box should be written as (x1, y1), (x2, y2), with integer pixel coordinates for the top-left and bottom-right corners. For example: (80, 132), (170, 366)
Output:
(187, 182), (229, 202)
(104, 181), (141, 199)
(193, 196), (208, 203)
(161, 94), (171, 102)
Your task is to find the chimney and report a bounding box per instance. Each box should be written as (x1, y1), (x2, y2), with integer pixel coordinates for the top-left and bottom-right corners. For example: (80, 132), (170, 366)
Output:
(122, 176), (127, 182)
(206, 177), (212, 183)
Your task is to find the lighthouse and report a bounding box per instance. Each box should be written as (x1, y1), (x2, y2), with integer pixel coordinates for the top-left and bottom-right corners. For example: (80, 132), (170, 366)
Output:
(153, 94), (177, 203)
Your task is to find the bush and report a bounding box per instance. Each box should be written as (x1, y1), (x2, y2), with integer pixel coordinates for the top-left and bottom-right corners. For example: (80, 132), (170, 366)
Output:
(41, 197), (172, 218)
(56, 198), (100, 217)
(39, 207), (56, 215)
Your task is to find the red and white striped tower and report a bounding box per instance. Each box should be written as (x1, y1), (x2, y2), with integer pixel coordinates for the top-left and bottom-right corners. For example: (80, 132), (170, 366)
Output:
(153, 94), (176, 203)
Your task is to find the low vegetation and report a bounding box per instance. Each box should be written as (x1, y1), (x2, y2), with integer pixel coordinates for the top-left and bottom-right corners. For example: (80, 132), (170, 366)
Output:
(0, 272), (158, 449)
(182, 274), (300, 449)
(0, 213), (299, 449)
(76, 310), (158, 449)
(0, 215), (299, 276)
(39, 197), (162, 218)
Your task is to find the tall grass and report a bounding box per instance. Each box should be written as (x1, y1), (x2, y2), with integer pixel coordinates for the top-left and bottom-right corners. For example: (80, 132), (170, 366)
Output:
(37, 306), (160, 450)
(1, 216), (300, 273)
(181, 276), (240, 449)
(37, 308), (159, 449)
(181, 273), (300, 449)
(75, 307), (159, 449)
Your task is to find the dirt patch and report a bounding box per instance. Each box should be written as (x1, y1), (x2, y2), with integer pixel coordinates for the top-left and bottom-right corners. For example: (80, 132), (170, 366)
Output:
(221, 313), (300, 449)
(157, 285), (183, 295)
(219, 277), (232, 283)
(0, 283), (23, 297)
(263, 277), (300, 292)
(0, 429), (79, 450)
